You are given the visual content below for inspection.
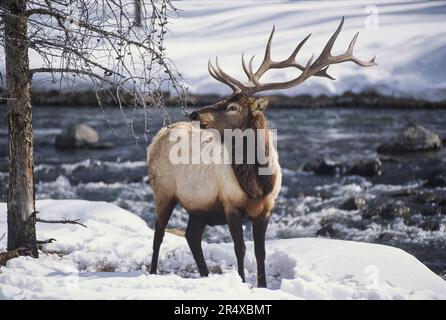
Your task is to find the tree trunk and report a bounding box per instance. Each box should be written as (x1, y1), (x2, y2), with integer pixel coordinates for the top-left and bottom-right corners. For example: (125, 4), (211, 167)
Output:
(4, 0), (38, 257)
(134, 0), (142, 27)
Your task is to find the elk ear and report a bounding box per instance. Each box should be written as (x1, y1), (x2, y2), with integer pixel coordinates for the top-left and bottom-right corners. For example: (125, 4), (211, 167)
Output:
(251, 96), (270, 113)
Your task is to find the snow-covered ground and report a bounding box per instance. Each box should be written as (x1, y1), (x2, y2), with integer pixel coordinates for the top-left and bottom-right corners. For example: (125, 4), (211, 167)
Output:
(163, 0), (446, 101)
(1, 200), (446, 299)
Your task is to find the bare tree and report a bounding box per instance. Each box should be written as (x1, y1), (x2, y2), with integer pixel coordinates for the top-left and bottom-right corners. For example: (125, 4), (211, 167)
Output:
(0, 0), (185, 259)
(134, 0), (143, 27)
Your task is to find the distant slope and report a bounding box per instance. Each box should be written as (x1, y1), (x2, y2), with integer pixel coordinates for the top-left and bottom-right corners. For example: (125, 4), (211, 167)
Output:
(166, 0), (446, 101)
(15, 1), (446, 101)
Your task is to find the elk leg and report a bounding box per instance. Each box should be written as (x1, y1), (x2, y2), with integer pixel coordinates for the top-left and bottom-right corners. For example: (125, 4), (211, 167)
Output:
(253, 215), (269, 288)
(226, 211), (246, 282)
(185, 215), (209, 277)
(150, 199), (176, 274)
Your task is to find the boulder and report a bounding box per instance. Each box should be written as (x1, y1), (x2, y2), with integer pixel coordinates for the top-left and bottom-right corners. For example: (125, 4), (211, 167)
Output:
(55, 123), (99, 149)
(424, 174), (446, 188)
(340, 197), (366, 211)
(347, 158), (382, 177)
(377, 124), (442, 154)
(304, 158), (382, 177)
(419, 219), (441, 231)
(363, 199), (412, 220)
(316, 223), (338, 237)
(412, 191), (446, 215)
(303, 159), (341, 176)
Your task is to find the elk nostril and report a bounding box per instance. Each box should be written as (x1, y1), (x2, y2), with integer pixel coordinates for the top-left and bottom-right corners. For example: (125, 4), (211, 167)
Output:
(189, 111), (199, 121)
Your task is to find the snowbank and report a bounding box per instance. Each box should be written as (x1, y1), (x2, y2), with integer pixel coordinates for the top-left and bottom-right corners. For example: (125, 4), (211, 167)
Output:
(163, 0), (446, 101)
(1, 200), (445, 299)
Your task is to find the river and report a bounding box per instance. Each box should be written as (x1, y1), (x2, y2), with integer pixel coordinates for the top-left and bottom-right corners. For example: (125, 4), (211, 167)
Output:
(1, 105), (445, 277)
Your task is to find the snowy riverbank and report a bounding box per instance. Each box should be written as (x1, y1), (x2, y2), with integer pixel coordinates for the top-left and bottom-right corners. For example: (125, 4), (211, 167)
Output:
(1, 200), (445, 299)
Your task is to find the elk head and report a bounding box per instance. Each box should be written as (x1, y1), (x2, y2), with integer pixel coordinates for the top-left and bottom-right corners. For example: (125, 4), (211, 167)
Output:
(189, 17), (376, 132)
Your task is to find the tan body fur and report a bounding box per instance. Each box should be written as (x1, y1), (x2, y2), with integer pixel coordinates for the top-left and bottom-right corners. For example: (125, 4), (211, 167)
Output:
(147, 122), (282, 222)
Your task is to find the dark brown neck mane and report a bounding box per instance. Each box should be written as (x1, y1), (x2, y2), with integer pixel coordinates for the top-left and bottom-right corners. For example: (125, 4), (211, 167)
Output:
(230, 111), (276, 200)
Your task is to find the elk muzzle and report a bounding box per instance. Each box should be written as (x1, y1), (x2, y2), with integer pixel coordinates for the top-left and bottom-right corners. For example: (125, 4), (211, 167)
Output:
(189, 109), (214, 129)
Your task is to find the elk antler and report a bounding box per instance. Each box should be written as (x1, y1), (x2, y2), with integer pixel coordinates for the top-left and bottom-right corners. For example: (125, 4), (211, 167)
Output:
(208, 17), (376, 95)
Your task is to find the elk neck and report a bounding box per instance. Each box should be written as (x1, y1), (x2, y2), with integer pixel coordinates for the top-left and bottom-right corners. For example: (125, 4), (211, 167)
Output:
(228, 111), (276, 200)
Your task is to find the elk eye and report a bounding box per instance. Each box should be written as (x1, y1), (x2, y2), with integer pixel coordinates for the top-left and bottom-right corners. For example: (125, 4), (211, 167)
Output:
(227, 104), (239, 112)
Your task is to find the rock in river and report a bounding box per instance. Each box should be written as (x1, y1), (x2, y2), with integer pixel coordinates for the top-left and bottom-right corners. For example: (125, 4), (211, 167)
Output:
(303, 159), (341, 175)
(340, 197), (366, 211)
(424, 173), (446, 188)
(55, 123), (99, 149)
(377, 124), (442, 154)
(347, 158), (382, 177)
(362, 198), (412, 220)
(304, 158), (382, 178)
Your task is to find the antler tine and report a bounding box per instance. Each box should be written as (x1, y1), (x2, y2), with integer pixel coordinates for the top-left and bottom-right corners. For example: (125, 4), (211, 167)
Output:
(208, 59), (225, 84)
(242, 54), (256, 84)
(208, 59), (240, 93)
(287, 34), (334, 80)
(317, 67), (335, 80)
(316, 16), (345, 64)
(264, 25), (275, 61)
(286, 33), (312, 64)
(347, 32), (359, 54)
(241, 54), (252, 82)
(253, 25), (275, 80)
(306, 53), (315, 69)
(316, 17), (376, 67)
(208, 59), (219, 80)
(248, 55), (255, 79)
(339, 32), (377, 67)
(214, 57), (248, 92)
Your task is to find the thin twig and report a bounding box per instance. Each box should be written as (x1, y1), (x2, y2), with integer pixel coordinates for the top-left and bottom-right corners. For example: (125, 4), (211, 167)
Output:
(37, 238), (57, 245)
(37, 218), (87, 228)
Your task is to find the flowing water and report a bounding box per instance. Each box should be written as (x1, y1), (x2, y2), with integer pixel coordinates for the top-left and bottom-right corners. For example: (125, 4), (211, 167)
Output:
(1, 106), (445, 277)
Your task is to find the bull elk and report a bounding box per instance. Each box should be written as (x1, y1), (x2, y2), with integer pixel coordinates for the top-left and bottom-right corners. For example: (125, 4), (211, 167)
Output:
(147, 17), (376, 287)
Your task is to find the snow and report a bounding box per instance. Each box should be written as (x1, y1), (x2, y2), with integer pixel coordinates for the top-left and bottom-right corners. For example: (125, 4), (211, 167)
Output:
(2, 1), (445, 100)
(3, 0), (442, 101)
(1, 200), (446, 299)
(162, 0), (446, 101)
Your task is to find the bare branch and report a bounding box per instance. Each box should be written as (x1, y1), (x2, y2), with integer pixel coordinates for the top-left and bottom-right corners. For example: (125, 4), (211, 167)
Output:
(37, 217), (87, 228)
(1, 0), (187, 137)
(25, 7), (164, 60)
(37, 238), (57, 245)
(30, 67), (106, 81)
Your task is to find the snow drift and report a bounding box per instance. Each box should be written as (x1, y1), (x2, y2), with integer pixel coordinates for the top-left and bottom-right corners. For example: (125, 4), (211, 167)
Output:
(1, 200), (445, 299)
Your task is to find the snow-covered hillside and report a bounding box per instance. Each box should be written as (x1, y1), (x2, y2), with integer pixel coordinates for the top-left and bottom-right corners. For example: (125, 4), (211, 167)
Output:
(163, 0), (446, 101)
(21, 1), (446, 101)
(1, 200), (445, 299)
